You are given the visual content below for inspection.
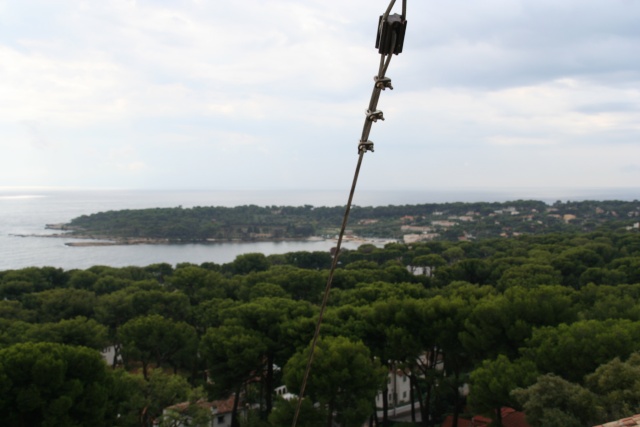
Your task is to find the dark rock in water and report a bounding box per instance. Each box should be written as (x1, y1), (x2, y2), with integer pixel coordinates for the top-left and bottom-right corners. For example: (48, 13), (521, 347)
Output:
(45, 223), (71, 230)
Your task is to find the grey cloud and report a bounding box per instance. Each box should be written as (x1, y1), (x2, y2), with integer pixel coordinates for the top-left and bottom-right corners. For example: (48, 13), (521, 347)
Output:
(575, 102), (639, 114)
(403, 0), (640, 89)
(622, 164), (640, 173)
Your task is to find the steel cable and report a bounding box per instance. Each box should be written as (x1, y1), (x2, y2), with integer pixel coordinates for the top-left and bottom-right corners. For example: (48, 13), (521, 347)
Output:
(291, 2), (406, 425)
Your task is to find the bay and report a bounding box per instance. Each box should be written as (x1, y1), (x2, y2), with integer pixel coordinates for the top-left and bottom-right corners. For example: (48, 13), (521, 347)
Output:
(1, 187), (638, 271)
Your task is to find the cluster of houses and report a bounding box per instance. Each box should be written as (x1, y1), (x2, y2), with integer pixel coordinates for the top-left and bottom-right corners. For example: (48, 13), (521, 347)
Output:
(155, 347), (640, 427)
(377, 204), (640, 244)
(161, 393), (640, 427)
(159, 365), (422, 426)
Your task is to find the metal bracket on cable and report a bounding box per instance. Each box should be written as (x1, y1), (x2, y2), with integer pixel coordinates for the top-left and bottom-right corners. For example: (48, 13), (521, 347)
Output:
(374, 76), (394, 90)
(358, 140), (375, 154)
(366, 109), (385, 122)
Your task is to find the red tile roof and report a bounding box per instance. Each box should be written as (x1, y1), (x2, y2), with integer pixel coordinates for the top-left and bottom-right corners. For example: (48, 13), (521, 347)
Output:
(498, 408), (530, 427)
(594, 414), (640, 427)
(165, 395), (236, 415)
(211, 396), (235, 414)
(441, 416), (473, 427)
(441, 408), (530, 427)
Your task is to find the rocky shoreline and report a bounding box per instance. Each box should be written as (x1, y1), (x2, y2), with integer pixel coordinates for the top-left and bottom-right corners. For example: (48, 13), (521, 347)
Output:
(60, 235), (395, 247)
(13, 225), (174, 246)
(12, 227), (393, 248)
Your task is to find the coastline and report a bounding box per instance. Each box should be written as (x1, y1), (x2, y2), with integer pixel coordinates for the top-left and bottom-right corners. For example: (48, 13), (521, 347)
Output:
(30, 222), (396, 247)
(12, 231), (395, 248)
(63, 235), (397, 247)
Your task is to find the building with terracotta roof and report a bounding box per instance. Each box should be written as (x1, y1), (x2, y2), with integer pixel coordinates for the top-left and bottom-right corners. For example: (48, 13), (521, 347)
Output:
(162, 395), (242, 427)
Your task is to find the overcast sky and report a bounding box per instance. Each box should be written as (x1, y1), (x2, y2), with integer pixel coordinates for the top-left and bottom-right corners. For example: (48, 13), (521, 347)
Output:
(2, 0), (639, 192)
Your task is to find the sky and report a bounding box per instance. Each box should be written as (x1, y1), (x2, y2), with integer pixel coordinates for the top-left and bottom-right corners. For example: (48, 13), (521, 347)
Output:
(1, 0), (640, 192)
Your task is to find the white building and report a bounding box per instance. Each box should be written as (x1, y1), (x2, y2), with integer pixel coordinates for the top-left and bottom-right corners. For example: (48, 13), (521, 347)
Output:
(375, 369), (412, 411)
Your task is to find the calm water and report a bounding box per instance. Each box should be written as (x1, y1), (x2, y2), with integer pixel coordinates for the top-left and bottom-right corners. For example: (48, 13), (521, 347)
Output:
(1, 188), (638, 271)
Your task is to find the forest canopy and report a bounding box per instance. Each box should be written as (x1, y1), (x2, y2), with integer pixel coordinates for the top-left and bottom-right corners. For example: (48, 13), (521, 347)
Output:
(2, 224), (640, 426)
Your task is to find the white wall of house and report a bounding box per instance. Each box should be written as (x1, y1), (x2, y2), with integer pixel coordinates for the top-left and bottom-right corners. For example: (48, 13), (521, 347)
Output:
(375, 370), (412, 409)
(211, 411), (230, 427)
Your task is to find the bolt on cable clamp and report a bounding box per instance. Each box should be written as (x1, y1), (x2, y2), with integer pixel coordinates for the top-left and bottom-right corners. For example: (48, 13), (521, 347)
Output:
(366, 110), (385, 122)
(358, 140), (375, 154)
(374, 76), (394, 90)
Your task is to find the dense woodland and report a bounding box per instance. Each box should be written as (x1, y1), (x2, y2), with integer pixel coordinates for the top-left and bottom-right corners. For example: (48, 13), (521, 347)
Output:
(61, 200), (640, 242)
(2, 228), (640, 426)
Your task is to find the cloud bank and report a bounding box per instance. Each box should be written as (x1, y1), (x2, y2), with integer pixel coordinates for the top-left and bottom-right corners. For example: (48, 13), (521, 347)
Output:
(1, 0), (639, 191)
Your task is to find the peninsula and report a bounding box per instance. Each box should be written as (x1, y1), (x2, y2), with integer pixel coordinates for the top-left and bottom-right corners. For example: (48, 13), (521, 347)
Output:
(46, 200), (640, 246)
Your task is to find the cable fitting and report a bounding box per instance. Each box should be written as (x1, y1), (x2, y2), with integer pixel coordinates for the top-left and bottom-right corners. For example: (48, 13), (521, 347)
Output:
(374, 76), (393, 90)
(366, 109), (385, 122)
(376, 13), (407, 55)
(358, 140), (375, 154)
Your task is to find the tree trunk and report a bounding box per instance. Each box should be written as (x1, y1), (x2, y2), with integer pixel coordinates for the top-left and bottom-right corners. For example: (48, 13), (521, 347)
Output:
(139, 405), (148, 427)
(451, 368), (462, 427)
(112, 344), (121, 368)
(382, 385), (389, 427)
(412, 378), (428, 427)
(451, 392), (460, 427)
(409, 374), (416, 423)
(422, 383), (432, 427)
(231, 386), (241, 427)
(420, 350), (438, 427)
(373, 402), (380, 427)
(495, 406), (503, 427)
(370, 395), (378, 427)
(265, 353), (274, 416)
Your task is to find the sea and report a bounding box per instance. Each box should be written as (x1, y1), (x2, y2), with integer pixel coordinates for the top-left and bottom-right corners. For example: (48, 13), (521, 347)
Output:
(1, 187), (638, 272)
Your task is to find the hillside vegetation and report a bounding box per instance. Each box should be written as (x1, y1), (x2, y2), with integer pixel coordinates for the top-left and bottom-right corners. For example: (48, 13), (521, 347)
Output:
(61, 199), (640, 242)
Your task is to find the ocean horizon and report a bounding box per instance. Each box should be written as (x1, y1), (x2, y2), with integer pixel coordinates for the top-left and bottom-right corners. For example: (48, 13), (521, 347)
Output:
(1, 186), (639, 206)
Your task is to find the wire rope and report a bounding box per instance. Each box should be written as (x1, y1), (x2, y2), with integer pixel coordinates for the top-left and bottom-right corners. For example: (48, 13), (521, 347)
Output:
(291, 2), (407, 425)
